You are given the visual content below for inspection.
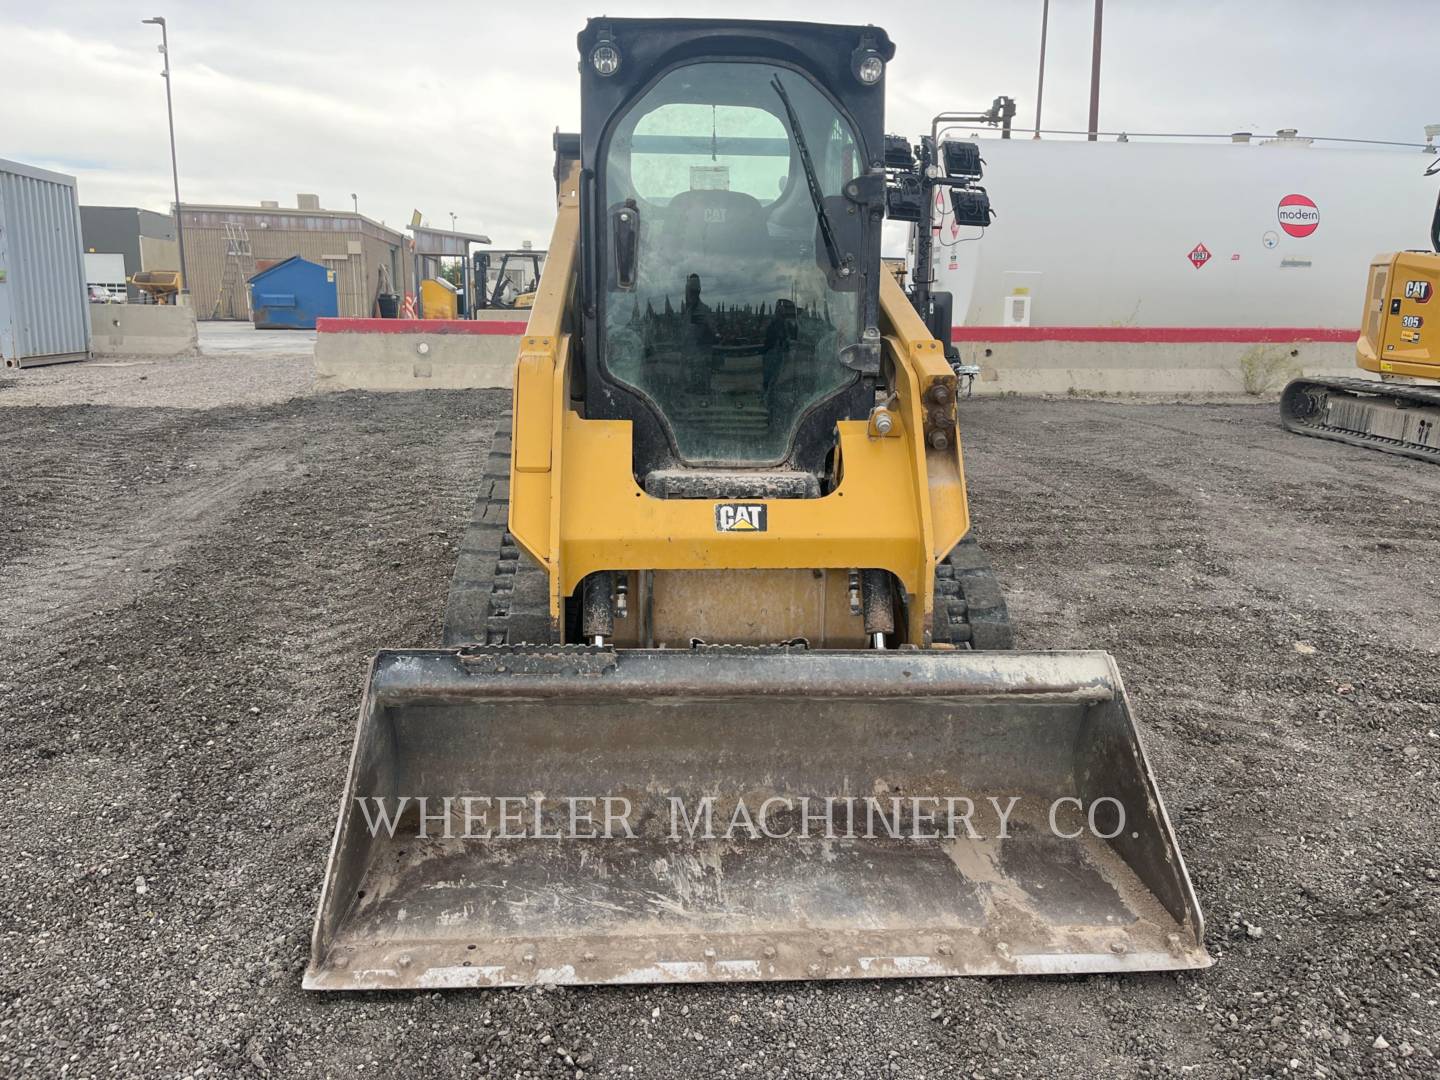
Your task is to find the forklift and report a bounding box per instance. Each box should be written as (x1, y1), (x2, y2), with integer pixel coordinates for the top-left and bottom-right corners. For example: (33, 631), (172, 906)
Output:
(472, 249), (545, 309)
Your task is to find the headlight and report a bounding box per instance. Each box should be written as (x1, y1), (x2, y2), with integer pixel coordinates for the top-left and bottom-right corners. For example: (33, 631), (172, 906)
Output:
(591, 43), (620, 76)
(855, 54), (884, 85)
(949, 187), (994, 228)
(941, 140), (983, 179)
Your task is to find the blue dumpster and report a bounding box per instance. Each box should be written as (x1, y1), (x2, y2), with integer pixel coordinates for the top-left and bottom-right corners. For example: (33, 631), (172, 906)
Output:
(247, 256), (338, 329)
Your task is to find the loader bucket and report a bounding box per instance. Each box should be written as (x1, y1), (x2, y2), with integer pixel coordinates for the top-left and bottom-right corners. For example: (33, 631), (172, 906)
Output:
(305, 647), (1208, 990)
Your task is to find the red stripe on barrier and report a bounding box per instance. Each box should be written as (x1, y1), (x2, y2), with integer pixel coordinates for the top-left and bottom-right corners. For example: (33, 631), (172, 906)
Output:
(950, 326), (1358, 344)
(317, 318), (530, 335)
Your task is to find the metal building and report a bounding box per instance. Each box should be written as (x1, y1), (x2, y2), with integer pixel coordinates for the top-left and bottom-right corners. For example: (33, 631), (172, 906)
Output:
(0, 158), (91, 368)
(176, 195), (412, 319)
(80, 206), (179, 301)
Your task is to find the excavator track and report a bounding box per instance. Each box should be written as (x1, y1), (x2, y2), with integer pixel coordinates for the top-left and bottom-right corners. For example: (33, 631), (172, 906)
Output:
(444, 415), (1015, 649)
(1280, 376), (1440, 466)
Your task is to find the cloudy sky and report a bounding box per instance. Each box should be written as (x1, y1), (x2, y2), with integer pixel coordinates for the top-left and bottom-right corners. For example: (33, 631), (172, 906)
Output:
(4, 1), (1434, 248)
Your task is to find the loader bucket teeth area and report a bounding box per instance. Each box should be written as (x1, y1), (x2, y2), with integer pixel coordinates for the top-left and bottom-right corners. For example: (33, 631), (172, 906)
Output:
(305, 648), (1208, 989)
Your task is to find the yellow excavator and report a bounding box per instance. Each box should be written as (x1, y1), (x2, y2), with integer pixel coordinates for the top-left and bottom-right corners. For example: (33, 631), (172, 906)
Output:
(305, 17), (1207, 990)
(1280, 243), (1440, 463)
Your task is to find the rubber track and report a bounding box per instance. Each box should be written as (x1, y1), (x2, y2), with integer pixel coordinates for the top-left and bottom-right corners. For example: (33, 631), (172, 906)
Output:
(444, 416), (1016, 650)
(442, 415), (557, 646)
(1281, 376), (1440, 466)
(932, 534), (1016, 650)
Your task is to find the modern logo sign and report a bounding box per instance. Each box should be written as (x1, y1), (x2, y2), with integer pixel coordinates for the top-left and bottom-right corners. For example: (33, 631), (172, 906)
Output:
(1277, 193), (1319, 238)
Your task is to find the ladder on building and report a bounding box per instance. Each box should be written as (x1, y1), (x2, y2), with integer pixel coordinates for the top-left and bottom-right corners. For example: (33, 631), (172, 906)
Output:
(213, 221), (256, 320)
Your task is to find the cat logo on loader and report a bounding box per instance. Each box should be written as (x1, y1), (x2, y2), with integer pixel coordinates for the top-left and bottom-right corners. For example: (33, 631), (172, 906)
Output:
(715, 504), (767, 532)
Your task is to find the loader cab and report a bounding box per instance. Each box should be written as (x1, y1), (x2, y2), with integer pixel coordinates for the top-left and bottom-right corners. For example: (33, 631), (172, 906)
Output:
(575, 19), (894, 489)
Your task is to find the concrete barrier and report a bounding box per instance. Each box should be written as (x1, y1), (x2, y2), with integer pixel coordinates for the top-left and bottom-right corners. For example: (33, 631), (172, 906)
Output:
(315, 318), (1363, 397)
(954, 326), (1359, 397)
(89, 303), (198, 358)
(314, 312), (525, 391)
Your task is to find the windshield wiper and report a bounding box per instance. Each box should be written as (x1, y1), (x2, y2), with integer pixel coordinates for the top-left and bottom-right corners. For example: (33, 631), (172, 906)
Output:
(771, 75), (846, 277)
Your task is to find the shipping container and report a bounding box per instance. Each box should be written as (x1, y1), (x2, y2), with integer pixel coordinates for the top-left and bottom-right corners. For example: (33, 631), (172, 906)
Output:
(0, 158), (91, 367)
(918, 138), (1440, 329)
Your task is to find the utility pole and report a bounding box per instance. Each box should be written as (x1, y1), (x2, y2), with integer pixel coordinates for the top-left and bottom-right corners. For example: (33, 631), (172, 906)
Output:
(1034, 0), (1050, 139)
(1087, 0), (1104, 141)
(142, 16), (187, 297)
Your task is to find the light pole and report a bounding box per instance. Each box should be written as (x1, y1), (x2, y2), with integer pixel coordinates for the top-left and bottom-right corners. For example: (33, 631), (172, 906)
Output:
(449, 212), (457, 232)
(351, 193), (358, 214)
(1033, 0), (1049, 139)
(1087, 0), (1104, 141)
(142, 16), (187, 298)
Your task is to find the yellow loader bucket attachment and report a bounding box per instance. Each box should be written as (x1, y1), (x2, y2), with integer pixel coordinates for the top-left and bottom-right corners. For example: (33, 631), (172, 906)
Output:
(306, 647), (1207, 989)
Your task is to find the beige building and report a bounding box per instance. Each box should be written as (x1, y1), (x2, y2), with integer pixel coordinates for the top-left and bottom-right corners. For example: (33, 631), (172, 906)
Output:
(177, 194), (412, 320)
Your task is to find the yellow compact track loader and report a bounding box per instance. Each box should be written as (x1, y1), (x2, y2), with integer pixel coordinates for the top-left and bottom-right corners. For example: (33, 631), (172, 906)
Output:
(305, 17), (1207, 991)
(1281, 244), (1440, 464)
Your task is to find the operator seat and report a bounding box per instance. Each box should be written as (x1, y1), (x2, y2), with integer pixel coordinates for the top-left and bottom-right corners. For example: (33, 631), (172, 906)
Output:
(661, 188), (770, 259)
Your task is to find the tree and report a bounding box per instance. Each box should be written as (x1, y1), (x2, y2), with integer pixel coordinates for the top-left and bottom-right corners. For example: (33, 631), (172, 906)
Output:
(438, 260), (464, 288)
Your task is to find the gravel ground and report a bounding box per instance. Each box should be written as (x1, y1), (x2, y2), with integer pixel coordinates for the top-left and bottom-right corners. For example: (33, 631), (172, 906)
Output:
(1, 323), (314, 408)
(0, 365), (1437, 1078)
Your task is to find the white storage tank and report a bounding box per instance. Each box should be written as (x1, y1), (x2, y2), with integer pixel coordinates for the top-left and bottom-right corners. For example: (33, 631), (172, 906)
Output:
(924, 137), (1440, 329)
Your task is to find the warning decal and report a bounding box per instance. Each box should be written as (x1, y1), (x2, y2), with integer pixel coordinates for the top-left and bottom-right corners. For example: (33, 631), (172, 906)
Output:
(1188, 243), (1212, 270)
(1277, 194), (1319, 238)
